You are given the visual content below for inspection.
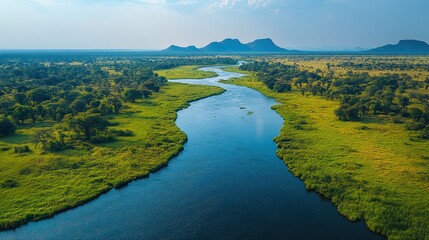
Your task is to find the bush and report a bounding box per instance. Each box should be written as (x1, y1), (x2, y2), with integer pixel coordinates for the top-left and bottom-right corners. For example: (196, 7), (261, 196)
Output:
(357, 126), (371, 131)
(0, 147), (10, 151)
(392, 115), (404, 124)
(1, 179), (18, 188)
(90, 135), (116, 144)
(33, 129), (67, 152)
(109, 129), (133, 137)
(406, 122), (426, 131)
(0, 117), (16, 137)
(14, 145), (30, 154)
(421, 126), (429, 139)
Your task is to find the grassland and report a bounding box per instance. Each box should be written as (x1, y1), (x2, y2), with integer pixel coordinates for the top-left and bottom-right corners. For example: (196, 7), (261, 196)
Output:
(271, 56), (429, 81)
(155, 65), (218, 79)
(222, 66), (429, 240)
(0, 82), (224, 230)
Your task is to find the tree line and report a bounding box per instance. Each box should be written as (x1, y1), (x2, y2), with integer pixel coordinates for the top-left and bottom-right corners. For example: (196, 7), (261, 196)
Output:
(0, 55), (237, 152)
(240, 61), (429, 139)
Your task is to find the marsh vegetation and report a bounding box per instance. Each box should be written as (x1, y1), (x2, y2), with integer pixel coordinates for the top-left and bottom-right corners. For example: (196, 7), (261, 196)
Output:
(224, 55), (429, 240)
(0, 54), (229, 229)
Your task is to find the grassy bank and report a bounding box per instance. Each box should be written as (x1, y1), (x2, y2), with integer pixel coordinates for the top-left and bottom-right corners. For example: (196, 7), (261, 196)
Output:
(0, 82), (224, 230)
(222, 67), (429, 240)
(155, 65), (218, 79)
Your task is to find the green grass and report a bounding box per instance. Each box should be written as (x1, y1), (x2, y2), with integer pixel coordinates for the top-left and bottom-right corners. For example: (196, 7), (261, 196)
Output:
(0, 82), (224, 230)
(155, 65), (218, 79)
(222, 67), (429, 240)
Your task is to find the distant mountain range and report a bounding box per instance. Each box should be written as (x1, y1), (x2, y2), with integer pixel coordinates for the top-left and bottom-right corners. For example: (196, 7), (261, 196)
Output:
(162, 38), (291, 53)
(366, 40), (429, 54)
(162, 38), (429, 55)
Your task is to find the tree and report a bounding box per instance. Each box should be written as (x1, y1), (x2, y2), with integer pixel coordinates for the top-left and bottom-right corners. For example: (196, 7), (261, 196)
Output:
(123, 89), (142, 102)
(13, 92), (27, 105)
(12, 104), (33, 124)
(142, 89), (152, 98)
(0, 117), (16, 137)
(410, 108), (424, 122)
(27, 88), (50, 105)
(33, 129), (52, 151)
(399, 96), (410, 107)
(106, 97), (122, 114)
(70, 99), (87, 114)
(33, 129), (66, 152)
(66, 114), (109, 140)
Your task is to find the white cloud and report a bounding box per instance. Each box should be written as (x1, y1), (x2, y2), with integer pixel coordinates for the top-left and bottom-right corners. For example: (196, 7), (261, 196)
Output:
(209, 0), (271, 9)
(33, 0), (63, 5)
(210, 0), (239, 9)
(139, 0), (165, 4)
(247, 0), (271, 8)
(177, 0), (198, 5)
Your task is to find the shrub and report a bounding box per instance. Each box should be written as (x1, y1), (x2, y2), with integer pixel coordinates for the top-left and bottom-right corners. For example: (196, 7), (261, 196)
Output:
(0, 146), (10, 151)
(0, 117), (16, 137)
(421, 126), (429, 139)
(14, 145), (30, 154)
(357, 126), (371, 130)
(405, 122), (426, 131)
(1, 179), (18, 188)
(109, 129), (133, 137)
(392, 115), (404, 124)
(89, 135), (116, 144)
(33, 129), (67, 152)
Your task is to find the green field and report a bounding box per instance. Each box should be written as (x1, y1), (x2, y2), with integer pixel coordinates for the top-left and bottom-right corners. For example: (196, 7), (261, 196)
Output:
(222, 66), (429, 240)
(0, 82), (224, 230)
(155, 65), (218, 79)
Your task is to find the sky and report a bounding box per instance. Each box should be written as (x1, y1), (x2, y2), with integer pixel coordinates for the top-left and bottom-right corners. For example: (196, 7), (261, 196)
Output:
(0, 0), (428, 50)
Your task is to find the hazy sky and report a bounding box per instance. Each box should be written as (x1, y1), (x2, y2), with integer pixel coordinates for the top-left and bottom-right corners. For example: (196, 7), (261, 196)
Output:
(1, 0), (428, 50)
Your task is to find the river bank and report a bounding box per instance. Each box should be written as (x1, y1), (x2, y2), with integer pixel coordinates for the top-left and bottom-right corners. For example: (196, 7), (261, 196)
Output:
(0, 82), (224, 230)
(0, 66), (384, 240)
(221, 66), (429, 240)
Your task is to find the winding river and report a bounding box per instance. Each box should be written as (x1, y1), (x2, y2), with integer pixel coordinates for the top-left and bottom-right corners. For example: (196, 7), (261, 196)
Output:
(0, 67), (383, 240)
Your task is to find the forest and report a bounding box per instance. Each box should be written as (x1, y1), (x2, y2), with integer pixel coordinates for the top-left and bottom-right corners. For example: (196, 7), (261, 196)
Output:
(0, 53), (233, 230)
(225, 56), (429, 240)
(240, 61), (429, 138)
(0, 55), (235, 150)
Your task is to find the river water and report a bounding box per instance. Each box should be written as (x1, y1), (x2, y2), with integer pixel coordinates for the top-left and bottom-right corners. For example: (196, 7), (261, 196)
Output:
(0, 67), (382, 240)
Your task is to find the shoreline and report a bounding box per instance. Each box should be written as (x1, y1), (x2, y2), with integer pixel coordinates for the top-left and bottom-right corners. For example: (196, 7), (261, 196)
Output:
(0, 83), (226, 231)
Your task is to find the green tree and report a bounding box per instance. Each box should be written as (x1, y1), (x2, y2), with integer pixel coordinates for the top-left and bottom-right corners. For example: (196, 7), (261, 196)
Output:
(123, 89), (143, 102)
(27, 88), (50, 105)
(13, 92), (27, 105)
(410, 108), (424, 122)
(12, 104), (33, 124)
(106, 97), (122, 114)
(0, 117), (16, 137)
(142, 89), (152, 98)
(399, 96), (410, 107)
(66, 114), (109, 140)
(33, 129), (66, 152)
(70, 99), (87, 114)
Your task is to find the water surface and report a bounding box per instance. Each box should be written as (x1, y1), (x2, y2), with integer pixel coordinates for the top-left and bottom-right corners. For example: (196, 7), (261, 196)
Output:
(0, 67), (383, 240)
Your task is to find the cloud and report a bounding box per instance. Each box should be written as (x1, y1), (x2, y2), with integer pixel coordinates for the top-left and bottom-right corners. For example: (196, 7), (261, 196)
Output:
(209, 0), (271, 9)
(32, 0), (166, 6)
(247, 0), (271, 8)
(210, 0), (239, 9)
(177, 0), (198, 5)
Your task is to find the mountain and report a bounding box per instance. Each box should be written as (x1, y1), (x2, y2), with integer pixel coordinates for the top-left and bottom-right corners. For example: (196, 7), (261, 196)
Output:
(246, 38), (287, 52)
(162, 45), (201, 53)
(201, 38), (251, 52)
(162, 38), (289, 53)
(367, 40), (429, 55)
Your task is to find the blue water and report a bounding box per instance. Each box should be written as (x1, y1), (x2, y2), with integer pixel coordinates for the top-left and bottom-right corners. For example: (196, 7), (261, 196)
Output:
(0, 67), (383, 240)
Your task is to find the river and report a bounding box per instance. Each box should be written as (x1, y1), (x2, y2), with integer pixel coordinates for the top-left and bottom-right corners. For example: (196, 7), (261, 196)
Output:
(0, 66), (383, 240)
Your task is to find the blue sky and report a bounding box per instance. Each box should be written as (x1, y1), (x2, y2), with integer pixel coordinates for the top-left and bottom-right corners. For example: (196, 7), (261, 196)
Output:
(1, 0), (428, 50)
